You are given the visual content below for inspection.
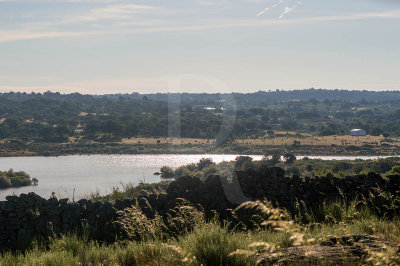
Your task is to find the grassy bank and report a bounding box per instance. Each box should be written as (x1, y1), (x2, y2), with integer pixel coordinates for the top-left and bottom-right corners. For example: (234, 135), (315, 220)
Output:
(1, 198), (400, 265)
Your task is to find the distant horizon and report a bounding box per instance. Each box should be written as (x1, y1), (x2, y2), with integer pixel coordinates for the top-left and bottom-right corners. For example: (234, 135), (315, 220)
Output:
(1, 87), (400, 96)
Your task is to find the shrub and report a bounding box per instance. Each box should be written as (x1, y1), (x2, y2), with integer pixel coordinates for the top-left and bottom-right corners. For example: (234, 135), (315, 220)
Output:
(10, 176), (31, 187)
(0, 170), (33, 188)
(0, 175), (11, 188)
(160, 166), (175, 179)
(174, 166), (194, 178)
(390, 165), (400, 175)
(234, 156), (254, 170)
(197, 158), (215, 171)
(201, 165), (219, 178)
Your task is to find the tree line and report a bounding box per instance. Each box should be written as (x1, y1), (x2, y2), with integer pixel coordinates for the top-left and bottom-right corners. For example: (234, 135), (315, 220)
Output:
(0, 90), (399, 143)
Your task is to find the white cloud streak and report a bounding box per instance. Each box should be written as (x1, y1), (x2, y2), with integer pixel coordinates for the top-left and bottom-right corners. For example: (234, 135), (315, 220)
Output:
(279, 0), (303, 19)
(1, 10), (400, 43)
(257, 0), (284, 17)
(60, 4), (168, 24)
(279, 6), (295, 19)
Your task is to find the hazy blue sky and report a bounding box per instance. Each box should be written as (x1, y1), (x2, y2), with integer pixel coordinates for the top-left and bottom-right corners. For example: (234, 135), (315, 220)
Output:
(1, 0), (400, 94)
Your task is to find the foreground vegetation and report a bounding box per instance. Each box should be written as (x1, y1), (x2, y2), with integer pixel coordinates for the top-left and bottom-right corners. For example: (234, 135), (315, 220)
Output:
(2, 156), (400, 264)
(1, 198), (400, 265)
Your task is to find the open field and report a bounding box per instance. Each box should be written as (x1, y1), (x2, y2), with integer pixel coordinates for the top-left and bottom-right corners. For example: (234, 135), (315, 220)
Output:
(122, 134), (400, 148)
(121, 137), (212, 145)
(2, 130), (400, 157)
(236, 135), (400, 147)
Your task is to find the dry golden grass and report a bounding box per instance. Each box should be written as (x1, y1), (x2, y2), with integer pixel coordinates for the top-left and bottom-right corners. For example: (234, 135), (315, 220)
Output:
(67, 130), (400, 148)
(121, 137), (212, 145)
(236, 135), (400, 147)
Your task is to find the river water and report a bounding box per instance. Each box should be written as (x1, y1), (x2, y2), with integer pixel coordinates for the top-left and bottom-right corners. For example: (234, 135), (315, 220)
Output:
(0, 154), (394, 200)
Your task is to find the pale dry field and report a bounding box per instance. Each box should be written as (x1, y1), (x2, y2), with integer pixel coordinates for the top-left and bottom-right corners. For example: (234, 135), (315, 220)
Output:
(235, 135), (400, 147)
(67, 131), (400, 147)
(121, 137), (212, 145)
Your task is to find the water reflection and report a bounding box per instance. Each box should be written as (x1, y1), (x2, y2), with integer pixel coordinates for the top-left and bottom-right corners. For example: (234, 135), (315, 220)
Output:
(0, 154), (394, 200)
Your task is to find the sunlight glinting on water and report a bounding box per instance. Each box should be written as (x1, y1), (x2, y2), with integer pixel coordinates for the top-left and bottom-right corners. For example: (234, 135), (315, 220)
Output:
(0, 154), (396, 200)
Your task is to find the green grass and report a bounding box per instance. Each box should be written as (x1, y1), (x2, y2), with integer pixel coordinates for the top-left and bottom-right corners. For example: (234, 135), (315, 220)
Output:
(3, 189), (400, 265)
(86, 181), (170, 202)
(3, 214), (399, 265)
(3, 208), (400, 265)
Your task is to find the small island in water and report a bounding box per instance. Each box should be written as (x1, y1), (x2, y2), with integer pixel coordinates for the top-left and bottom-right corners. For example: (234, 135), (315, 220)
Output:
(0, 169), (38, 189)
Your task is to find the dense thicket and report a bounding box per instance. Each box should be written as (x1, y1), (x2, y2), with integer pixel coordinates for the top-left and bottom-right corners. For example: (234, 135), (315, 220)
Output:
(0, 90), (400, 142)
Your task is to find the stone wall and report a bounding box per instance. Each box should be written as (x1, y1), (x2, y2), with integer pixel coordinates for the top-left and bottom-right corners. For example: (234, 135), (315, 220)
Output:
(235, 166), (400, 209)
(1, 166), (400, 251)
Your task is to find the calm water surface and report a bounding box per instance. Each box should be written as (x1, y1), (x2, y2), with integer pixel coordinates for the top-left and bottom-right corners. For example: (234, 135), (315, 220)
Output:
(0, 154), (394, 200)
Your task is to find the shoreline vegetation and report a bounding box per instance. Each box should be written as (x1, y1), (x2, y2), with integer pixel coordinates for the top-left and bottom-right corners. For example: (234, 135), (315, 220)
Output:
(1, 157), (400, 264)
(0, 169), (37, 189)
(1, 135), (400, 157)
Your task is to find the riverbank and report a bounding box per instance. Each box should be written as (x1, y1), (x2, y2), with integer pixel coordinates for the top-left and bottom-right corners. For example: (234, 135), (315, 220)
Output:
(1, 139), (399, 157)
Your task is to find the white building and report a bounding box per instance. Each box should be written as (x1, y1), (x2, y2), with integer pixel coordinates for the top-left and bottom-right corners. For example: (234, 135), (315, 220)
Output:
(350, 129), (366, 136)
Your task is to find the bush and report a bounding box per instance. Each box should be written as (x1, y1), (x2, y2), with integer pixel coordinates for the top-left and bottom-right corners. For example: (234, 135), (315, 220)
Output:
(201, 165), (219, 178)
(160, 166), (175, 179)
(0, 170), (33, 189)
(10, 176), (31, 187)
(234, 156), (254, 170)
(390, 165), (400, 175)
(174, 166), (194, 178)
(197, 158), (215, 171)
(0, 175), (11, 188)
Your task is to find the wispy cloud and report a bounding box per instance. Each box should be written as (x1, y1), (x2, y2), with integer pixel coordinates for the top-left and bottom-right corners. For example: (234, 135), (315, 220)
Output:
(0, 29), (98, 43)
(279, 1), (302, 19)
(257, 0), (284, 17)
(279, 6), (295, 19)
(2, 10), (400, 43)
(60, 4), (168, 24)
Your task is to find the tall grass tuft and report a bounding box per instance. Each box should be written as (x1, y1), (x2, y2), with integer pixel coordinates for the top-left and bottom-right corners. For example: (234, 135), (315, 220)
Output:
(178, 222), (252, 266)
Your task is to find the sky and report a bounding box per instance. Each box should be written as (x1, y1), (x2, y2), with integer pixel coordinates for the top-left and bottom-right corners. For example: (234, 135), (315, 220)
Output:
(0, 0), (400, 94)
